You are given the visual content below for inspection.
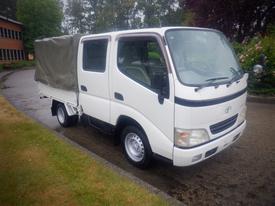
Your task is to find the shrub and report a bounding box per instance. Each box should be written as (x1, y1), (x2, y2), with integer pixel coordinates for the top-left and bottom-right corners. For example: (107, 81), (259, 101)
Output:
(3, 60), (36, 70)
(233, 34), (275, 95)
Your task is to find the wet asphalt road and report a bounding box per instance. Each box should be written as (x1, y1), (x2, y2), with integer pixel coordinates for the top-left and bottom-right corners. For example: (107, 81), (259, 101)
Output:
(1, 69), (275, 206)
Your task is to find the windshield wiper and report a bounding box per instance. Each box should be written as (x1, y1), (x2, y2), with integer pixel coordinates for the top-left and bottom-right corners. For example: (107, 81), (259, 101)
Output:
(206, 77), (230, 82)
(227, 67), (242, 87)
(195, 77), (229, 92)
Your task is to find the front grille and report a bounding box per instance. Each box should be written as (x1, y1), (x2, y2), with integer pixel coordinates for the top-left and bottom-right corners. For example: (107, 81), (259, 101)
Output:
(210, 114), (238, 134)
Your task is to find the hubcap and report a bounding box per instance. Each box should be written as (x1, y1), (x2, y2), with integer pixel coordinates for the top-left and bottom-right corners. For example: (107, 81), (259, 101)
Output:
(57, 107), (65, 124)
(124, 132), (145, 162)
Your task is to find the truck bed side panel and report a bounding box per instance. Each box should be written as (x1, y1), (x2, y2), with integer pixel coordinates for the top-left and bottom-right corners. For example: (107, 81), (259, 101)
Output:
(38, 82), (78, 106)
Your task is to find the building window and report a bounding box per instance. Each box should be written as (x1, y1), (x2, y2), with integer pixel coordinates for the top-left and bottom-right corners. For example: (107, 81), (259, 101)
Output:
(12, 50), (14, 60)
(19, 32), (22, 40)
(4, 49), (7, 60)
(16, 50), (20, 60)
(5, 49), (8, 60)
(15, 31), (18, 39)
(11, 49), (14, 60)
(0, 28), (3, 38)
(9, 50), (12, 60)
(8, 50), (11, 60)
(2, 49), (5, 60)
(21, 50), (25, 60)
(15, 50), (18, 60)
(4, 28), (7, 38)
(7, 29), (11, 38)
(0, 49), (3, 60)
(7, 49), (10, 60)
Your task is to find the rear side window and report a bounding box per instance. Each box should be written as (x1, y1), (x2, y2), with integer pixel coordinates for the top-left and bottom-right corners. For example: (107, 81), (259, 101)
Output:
(83, 39), (108, 72)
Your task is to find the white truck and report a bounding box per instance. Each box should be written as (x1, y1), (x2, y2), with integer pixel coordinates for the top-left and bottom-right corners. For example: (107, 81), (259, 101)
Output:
(35, 27), (247, 168)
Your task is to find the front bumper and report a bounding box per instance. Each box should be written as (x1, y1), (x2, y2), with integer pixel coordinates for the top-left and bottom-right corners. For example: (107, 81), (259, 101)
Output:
(173, 121), (246, 166)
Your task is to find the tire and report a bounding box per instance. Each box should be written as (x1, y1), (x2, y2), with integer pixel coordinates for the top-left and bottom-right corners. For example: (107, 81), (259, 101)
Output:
(121, 125), (152, 169)
(56, 103), (78, 127)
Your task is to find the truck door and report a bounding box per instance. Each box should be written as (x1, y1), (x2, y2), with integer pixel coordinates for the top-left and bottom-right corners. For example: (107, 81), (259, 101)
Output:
(111, 35), (174, 152)
(78, 36), (110, 122)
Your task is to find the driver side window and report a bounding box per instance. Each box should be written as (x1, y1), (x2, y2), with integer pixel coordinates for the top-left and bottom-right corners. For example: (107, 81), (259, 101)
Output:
(117, 36), (169, 96)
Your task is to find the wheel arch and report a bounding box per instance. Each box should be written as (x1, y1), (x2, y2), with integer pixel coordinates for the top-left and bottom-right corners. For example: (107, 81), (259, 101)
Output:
(51, 99), (61, 116)
(51, 99), (77, 117)
(115, 115), (148, 142)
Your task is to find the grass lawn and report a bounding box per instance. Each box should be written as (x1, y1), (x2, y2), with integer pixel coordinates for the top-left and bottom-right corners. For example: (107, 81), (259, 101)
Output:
(0, 96), (169, 206)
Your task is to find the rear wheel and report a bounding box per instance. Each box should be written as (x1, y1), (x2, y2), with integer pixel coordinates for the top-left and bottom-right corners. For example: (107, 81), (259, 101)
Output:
(56, 104), (78, 127)
(121, 126), (152, 168)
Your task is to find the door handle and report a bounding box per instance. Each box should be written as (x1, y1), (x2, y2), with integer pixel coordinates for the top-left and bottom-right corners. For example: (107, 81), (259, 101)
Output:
(81, 85), (87, 92)
(114, 92), (124, 101)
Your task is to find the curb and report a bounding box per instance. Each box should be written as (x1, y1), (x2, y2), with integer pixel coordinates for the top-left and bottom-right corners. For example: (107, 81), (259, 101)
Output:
(0, 71), (14, 82)
(247, 95), (275, 104)
(0, 67), (34, 80)
(0, 71), (14, 93)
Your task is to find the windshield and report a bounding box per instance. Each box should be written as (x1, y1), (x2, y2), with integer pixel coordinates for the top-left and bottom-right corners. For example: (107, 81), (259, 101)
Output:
(165, 29), (243, 86)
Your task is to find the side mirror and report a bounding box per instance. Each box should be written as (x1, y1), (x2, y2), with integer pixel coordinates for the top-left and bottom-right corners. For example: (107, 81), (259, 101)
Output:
(154, 74), (169, 104)
(243, 72), (249, 81)
(253, 64), (264, 75)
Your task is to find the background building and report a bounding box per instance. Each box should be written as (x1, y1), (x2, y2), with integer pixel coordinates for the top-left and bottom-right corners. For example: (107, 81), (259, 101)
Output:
(0, 15), (25, 64)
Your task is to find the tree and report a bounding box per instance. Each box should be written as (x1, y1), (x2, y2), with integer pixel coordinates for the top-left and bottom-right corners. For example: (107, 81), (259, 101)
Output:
(92, 0), (138, 32)
(65, 0), (89, 34)
(16, 0), (63, 53)
(63, 0), (184, 34)
(65, 0), (139, 33)
(158, 0), (184, 26)
(0, 0), (17, 19)
(182, 0), (275, 42)
(136, 0), (183, 27)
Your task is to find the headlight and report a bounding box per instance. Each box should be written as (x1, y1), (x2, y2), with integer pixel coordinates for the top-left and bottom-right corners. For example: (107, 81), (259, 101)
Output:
(174, 128), (210, 148)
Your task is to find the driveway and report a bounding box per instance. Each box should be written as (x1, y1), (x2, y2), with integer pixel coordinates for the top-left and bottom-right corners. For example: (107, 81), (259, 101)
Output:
(2, 69), (275, 206)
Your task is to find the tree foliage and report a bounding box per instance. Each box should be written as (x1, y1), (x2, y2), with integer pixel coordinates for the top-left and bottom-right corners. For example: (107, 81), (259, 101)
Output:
(0, 0), (17, 19)
(182, 0), (275, 42)
(64, 0), (184, 34)
(64, 0), (88, 33)
(16, 0), (63, 53)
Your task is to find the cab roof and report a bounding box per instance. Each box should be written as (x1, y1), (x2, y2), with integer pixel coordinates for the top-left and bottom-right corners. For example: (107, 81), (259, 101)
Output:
(36, 26), (219, 42)
(81, 26), (219, 39)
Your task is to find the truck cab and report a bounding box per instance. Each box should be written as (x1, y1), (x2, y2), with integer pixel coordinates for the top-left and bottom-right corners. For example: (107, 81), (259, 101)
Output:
(36, 27), (247, 168)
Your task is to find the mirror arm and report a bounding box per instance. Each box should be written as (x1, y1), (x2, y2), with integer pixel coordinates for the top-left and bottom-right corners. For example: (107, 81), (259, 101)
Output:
(158, 93), (164, 104)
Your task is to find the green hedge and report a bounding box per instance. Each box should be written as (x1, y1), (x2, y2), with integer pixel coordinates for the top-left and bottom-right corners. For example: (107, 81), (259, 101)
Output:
(2, 60), (36, 70)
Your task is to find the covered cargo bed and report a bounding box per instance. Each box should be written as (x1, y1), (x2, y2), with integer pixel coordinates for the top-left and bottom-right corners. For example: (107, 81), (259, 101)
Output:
(34, 34), (82, 106)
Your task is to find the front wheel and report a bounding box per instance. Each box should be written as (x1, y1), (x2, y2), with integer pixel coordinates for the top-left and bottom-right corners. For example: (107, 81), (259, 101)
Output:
(121, 126), (152, 169)
(56, 103), (78, 127)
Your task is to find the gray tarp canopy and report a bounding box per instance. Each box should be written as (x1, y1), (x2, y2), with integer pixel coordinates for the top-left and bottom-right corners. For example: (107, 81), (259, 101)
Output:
(34, 34), (82, 92)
